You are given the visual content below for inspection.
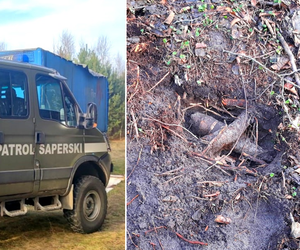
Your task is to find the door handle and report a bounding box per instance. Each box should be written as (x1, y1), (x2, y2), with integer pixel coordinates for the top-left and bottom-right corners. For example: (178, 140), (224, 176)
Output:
(35, 132), (45, 144)
(0, 132), (3, 144)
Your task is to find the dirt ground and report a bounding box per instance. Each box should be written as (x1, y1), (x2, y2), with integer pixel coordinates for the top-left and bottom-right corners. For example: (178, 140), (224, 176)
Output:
(127, 1), (300, 249)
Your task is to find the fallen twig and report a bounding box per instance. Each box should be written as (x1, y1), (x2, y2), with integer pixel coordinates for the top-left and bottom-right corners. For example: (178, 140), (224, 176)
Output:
(174, 231), (208, 245)
(127, 146), (143, 180)
(145, 226), (166, 235)
(241, 152), (267, 165)
(197, 180), (227, 186)
(163, 175), (182, 184)
(127, 230), (141, 249)
(147, 72), (170, 92)
(161, 124), (188, 142)
(277, 32), (300, 87)
(204, 191), (220, 198)
(155, 166), (183, 176)
(130, 109), (139, 141)
(127, 194), (139, 206)
(223, 50), (282, 78)
(144, 115), (198, 139)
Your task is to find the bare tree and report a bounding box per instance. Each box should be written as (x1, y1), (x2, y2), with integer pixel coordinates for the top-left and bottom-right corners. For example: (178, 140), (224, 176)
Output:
(0, 42), (7, 51)
(53, 30), (75, 60)
(96, 36), (111, 65)
(114, 52), (125, 75)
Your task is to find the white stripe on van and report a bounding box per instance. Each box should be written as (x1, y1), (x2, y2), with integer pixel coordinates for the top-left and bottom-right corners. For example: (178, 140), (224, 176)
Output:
(84, 143), (107, 153)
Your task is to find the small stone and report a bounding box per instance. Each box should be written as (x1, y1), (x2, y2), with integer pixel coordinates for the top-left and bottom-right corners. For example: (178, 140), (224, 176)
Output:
(195, 48), (206, 57)
(192, 209), (202, 221)
(232, 65), (240, 75)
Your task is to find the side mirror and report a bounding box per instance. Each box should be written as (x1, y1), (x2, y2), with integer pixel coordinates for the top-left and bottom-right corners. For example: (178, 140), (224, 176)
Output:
(84, 103), (98, 129)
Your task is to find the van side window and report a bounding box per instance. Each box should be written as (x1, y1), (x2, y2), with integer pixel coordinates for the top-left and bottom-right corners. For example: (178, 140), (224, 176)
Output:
(36, 75), (78, 127)
(36, 75), (64, 122)
(0, 69), (28, 118)
(62, 84), (78, 127)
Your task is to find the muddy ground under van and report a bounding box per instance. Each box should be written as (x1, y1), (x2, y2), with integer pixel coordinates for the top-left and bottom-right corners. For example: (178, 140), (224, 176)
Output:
(127, 1), (300, 249)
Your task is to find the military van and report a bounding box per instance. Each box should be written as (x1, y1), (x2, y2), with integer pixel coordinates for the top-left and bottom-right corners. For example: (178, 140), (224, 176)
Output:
(0, 59), (112, 233)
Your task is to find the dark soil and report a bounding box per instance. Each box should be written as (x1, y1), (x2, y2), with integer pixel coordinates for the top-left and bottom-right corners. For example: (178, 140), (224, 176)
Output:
(127, 1), (300, 249)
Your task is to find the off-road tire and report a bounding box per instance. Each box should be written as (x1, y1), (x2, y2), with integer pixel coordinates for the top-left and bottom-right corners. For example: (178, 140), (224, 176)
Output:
(63, 175), (107, 233)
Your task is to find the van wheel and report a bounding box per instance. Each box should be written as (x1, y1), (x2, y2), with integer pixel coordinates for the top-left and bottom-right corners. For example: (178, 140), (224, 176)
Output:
(64, 176), (107, 233)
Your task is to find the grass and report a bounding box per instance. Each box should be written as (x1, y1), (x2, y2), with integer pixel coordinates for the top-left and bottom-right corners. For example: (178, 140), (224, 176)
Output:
(110, 139), (125, 175)
(0, 138), (125, 250)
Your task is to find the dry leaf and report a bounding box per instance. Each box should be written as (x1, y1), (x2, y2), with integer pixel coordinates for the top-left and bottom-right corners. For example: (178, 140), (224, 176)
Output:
(242, 12), (253, 23)
(291, 213), (300, 238)
(231, 18), (241, 27)
(164, 11), (175, 25)
(179, 6), (191, 13)
(251, 0), (257, 6)
(195, 42), (207, 49)
(295, 168), (300, 174)
(216, 6), (232, 13)
(284, 82), (298, 96)
(215, 215), (231, 224)
(231, 26), (241, 39)
(271, 57), (290, 71)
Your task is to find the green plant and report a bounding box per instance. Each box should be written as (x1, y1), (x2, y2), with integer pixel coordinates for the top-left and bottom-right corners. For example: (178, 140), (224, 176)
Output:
(186, 65), (191, 69)
(258, 65), (264, 70)
(195, 28), (200, 37)
(172, 51), (177, 56)
(262, 24), (267, 31)
(203, 17), (213, 26)
(292, 191), (297, 197)
(270, 90), (275, 95)
(276, 46), (282, 54)
(163, 38), (167, 43)
(198, 4), (207, 12)
(270, 173), (275, 177)
(249, 28), (253, 32)
(224, 15), (228, 19)
(140, 29), (144, 33)
(180, 54), (186, 59)
(166, 60), (171, 65)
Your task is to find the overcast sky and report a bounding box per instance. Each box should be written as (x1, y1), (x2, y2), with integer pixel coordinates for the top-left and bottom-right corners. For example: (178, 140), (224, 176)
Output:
(0, 0), (126, 61)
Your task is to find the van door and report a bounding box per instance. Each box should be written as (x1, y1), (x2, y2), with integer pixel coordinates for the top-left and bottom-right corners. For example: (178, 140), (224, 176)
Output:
(34, 74), (84, 193)
(0, 68), (35, 196)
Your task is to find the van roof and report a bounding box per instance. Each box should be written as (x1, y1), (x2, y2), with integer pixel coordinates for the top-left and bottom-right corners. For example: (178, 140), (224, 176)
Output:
(0, 58), (57, 74)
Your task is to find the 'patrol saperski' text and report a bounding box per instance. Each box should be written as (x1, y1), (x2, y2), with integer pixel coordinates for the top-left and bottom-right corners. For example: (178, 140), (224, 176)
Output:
(0, 143), (83, 156)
